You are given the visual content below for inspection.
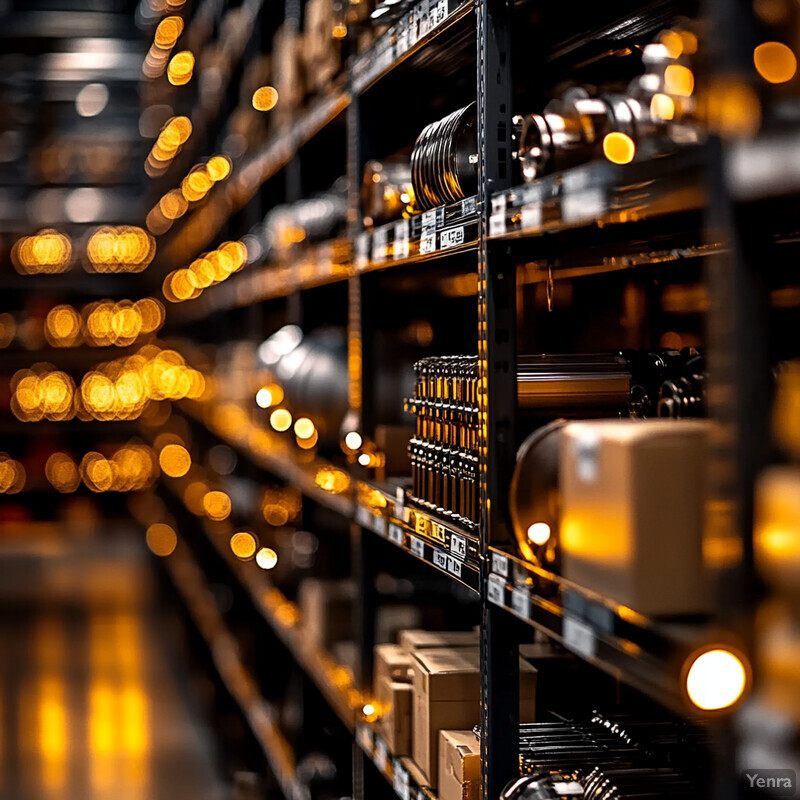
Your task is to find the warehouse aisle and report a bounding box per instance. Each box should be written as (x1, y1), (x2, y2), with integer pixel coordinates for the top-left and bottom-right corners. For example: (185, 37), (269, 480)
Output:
(0, 530), (228, 800)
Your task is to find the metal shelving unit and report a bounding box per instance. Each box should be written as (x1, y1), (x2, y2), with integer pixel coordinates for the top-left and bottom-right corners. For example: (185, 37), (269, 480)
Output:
(143, 0), (800, 796)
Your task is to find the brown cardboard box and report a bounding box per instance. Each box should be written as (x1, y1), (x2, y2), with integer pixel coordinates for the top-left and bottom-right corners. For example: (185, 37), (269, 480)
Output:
(439, 730), (481, 800)
(560, 420), (710, 616)
(375, 677), (413, 754)
(374, 644), (413, 687)
(411, 647), (536, 786)
(399, 629), (479, 650)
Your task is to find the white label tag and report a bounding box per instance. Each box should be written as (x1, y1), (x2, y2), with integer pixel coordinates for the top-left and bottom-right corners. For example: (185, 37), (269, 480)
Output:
(394, 220), (409, 260)
(521, 202), (542, 231)
(440, 226), (464, 249)
(491, 552), (509, 577)
(375, 739), (388, 771)
(433, 548), (448, 571)
(356, 505), (373, 529)
(572, 429), (600, 483)
(420, 231), (436, 255)
(409, 535), (425, 558)
(488, 213), (506, 237)
(356, 233), (369, 269)
(461, 196), (477, 216)
(372, 226), (388, 263)
(562, 188), (605, 224)
(563, 616), (596, 659)
(393, 763), (409, 800)
(450, 533), (467, 559)
(487, 573), (505, 605)
(388, 524), (405, 546)
(511, 587), (531, 620)
(447, 555), (462, 577)
(372, 514), (387, 537)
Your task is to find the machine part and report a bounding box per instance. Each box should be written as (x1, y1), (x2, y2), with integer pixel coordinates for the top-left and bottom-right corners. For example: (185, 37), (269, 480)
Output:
(411, 103), (477, 210)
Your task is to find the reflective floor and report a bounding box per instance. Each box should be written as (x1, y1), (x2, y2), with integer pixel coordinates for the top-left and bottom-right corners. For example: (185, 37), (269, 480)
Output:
(0, 529), (228, 800)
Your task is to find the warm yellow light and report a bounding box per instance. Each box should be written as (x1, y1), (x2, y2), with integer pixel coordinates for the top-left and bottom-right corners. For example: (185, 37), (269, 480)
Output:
(230, 531), (258, 560)
(146, 523), (177, 557)
(255, 547), (278, 570)
(754, 41), (797, 84)
(160, 190), (188, 220)
(664, 64), (695, 97)
(159, 443), (191, 477)
(187, 168), (212, 196)
(650, 93), (675, 121)
(705, 78), (762, 139)
(685, 649), (747, 710)
(154, 15), (184, 49)
(206, 155), (232, 182)
(203, 490), (231, 521)
(358, 453), (371, 467)
(45, 452), (80, 493)
(294, 417), (315, 439)
(315, 467), (350, 494)
(270, 408), (292, 432)
(256, 387), (273, 408)
(527, 522), (551, 546)
(660, 30), (684, 58)
(332, 23), (347, 39)
(167, 51), (194, 86)
(602, 132), (636, 165)
(344, 431), (362, 450)
(362, 703), (377, 721)
(297, 430), (319, 450)
(252, 86), (279, 111)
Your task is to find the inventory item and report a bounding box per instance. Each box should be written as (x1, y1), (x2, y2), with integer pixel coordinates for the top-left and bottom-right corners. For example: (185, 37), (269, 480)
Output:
(362, 160), (415, 226)
(516, 29), (702, 182)
(411, 104), (477, 210)
(411, 647), (536, 786)
(398, 628), (479, 650)
(406, 352), (702, 529)
(559, 420), (710, 616)
(439, 730), (481, 800)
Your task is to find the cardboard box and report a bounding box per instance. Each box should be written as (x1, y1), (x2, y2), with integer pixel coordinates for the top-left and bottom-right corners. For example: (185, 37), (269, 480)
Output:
(560, 420), (710, 616)
(374, 644), (413, 686)
(399, 629), (479, 650)
(298, 578), (355, 650)
(411, 647), (535, 786)
(375, 677), (413, 754)
(439, 730), (481, 800)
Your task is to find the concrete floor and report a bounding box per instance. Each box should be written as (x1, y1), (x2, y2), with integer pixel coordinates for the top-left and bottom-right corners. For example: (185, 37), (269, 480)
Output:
(0, 528), (228, 800)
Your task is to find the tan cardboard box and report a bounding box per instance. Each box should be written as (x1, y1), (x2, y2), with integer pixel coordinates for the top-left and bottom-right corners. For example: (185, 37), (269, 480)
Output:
(439, 730), (481, 800)
(411, 647), (535, 786)
(374, 643), (414, 687)
(560, 420), (710, 616)
(375, 676), (413, 754)
(399, 629), (479, 650)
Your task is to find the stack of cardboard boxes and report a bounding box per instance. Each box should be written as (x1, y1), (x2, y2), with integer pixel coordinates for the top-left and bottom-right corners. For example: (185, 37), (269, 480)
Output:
(373, 630), (538, 800)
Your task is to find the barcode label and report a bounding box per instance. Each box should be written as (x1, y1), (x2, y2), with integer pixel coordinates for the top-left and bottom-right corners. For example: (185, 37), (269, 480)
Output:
(511, 587), (531, 620)
(563, 616), (596, 659)
(491, 552), (509, 577)
(461, 196), (477, 216)
(388, 524), (405, 546)
(409, 536), (425, 558)
(440, 226), (464, 249)
(450, 533), (466, 559)
(487, 573), (505, 605)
